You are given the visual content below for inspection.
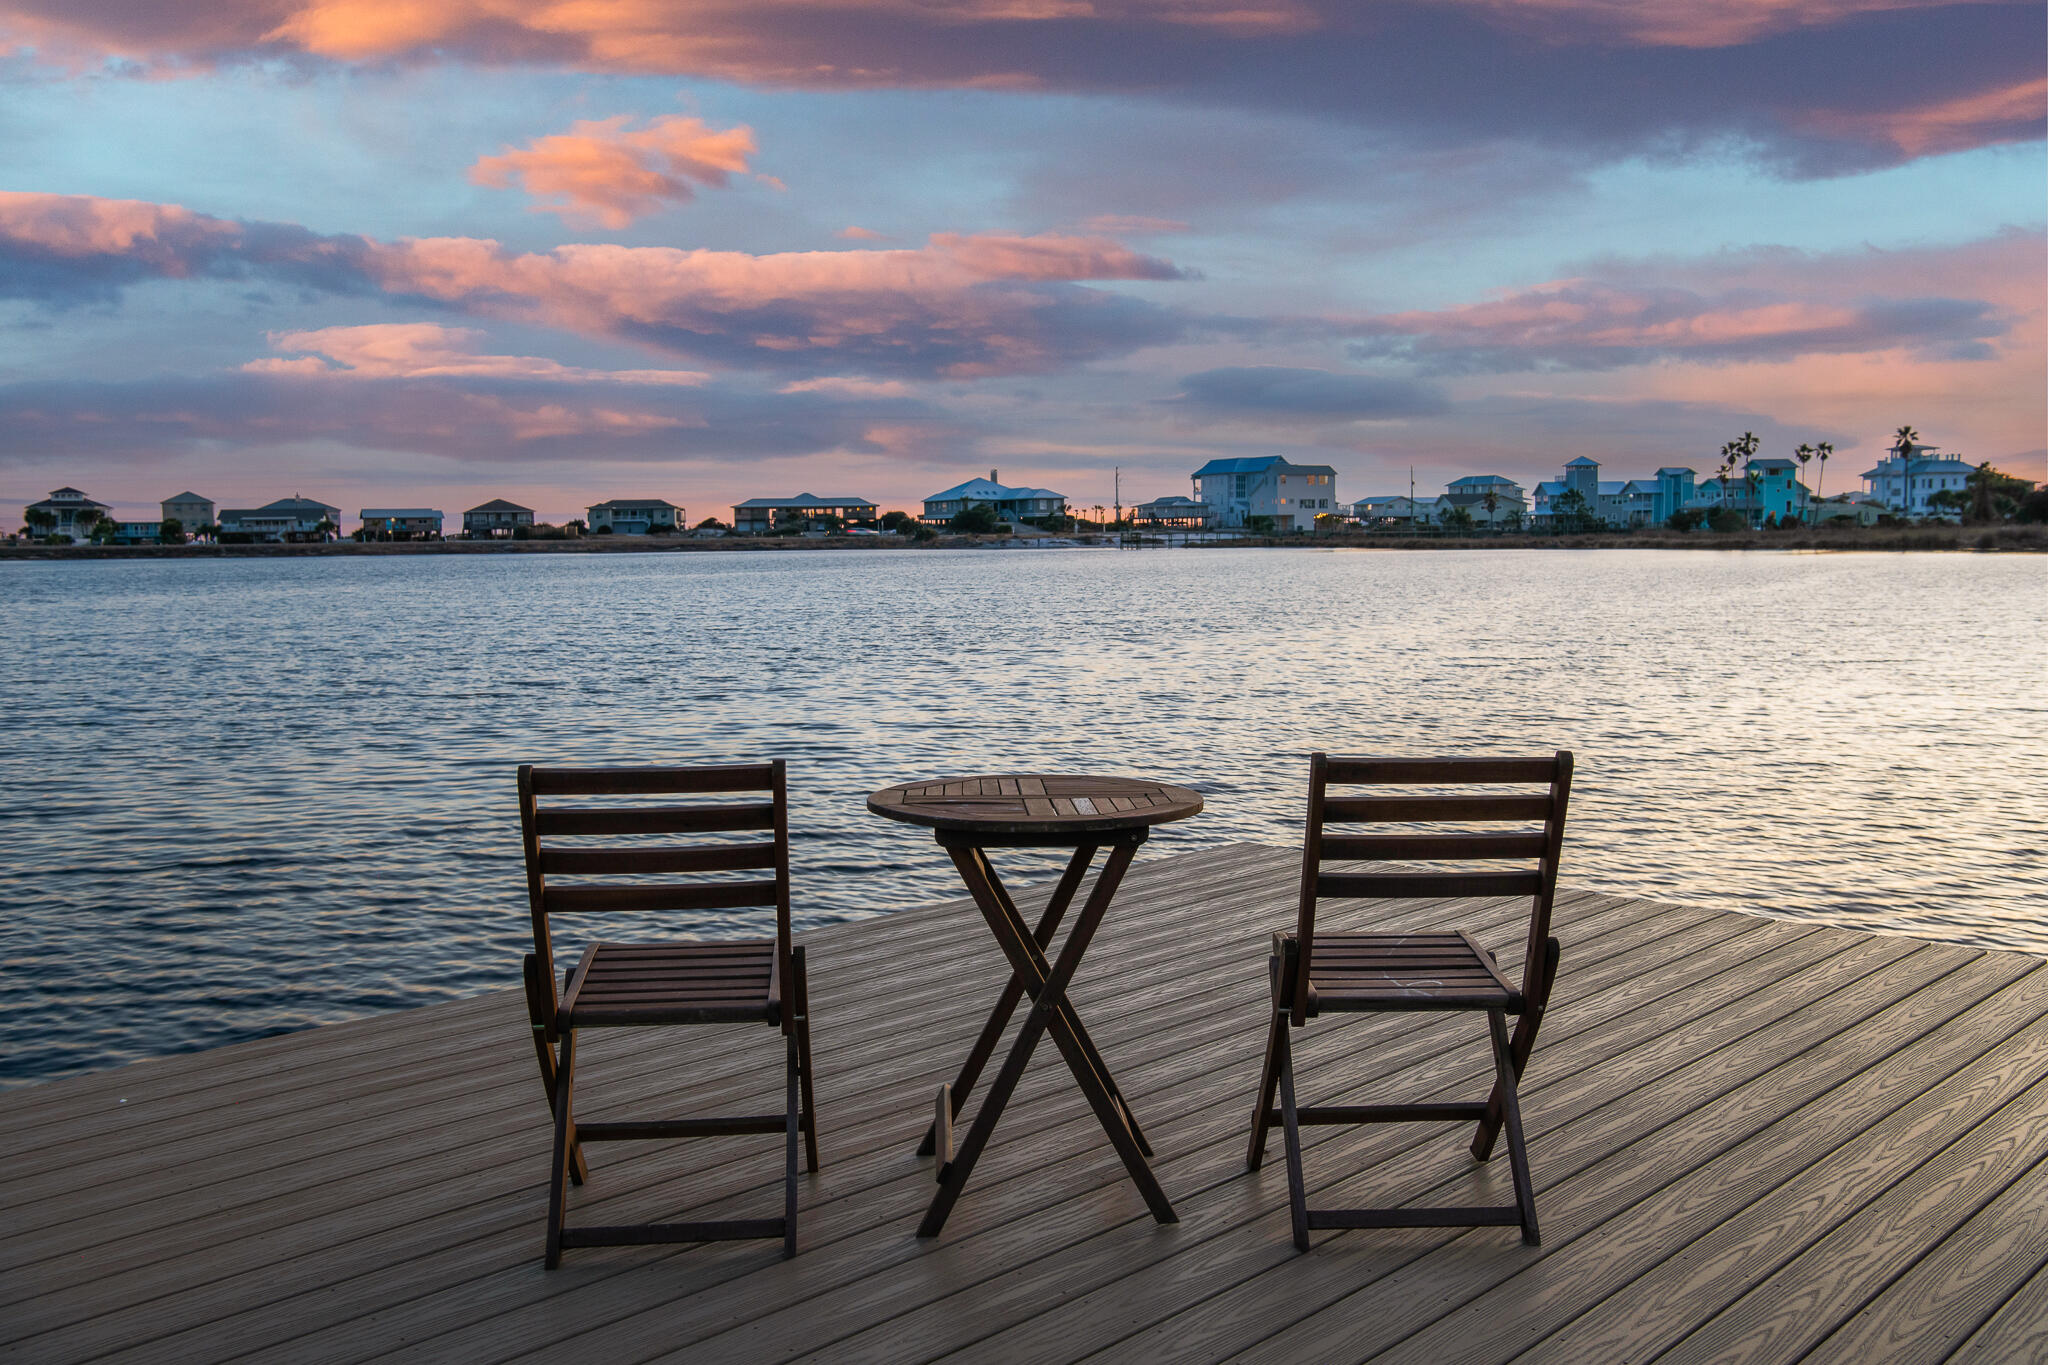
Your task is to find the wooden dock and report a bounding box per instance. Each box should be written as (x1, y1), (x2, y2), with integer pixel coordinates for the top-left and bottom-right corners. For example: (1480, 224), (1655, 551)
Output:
(6, 843), (2047, 1363)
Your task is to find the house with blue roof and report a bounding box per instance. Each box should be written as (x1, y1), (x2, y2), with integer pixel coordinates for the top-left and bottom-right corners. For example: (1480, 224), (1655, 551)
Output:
(920, 471), (1067, 526)
(1190, 456), (1338, 530)
(1533, 458), (1688, 527)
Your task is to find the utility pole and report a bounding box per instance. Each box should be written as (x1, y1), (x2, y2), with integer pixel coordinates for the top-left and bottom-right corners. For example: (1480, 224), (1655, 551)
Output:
(1113, 466), (1122, 527)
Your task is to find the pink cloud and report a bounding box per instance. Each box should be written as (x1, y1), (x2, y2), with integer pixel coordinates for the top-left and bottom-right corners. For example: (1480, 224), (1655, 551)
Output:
(243, 323), (711, 383)
(3, 1), (2035, 173)
(0, 0), (1972, 69)
(837, 226), (888, 240)
(1796, 77), (2048, 160)
(470, 115), (758, 228)
(1347, 232), (2039, 373)
(0, 193), (1195, 377)
(779, 376), (915, 397)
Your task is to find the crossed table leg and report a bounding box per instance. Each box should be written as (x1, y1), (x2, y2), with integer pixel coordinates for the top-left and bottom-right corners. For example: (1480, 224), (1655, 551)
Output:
(917, 830), (1178, 1238)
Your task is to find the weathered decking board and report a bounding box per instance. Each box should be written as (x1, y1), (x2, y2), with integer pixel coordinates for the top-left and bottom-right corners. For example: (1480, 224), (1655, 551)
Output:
(4, 842), (2045, 1364)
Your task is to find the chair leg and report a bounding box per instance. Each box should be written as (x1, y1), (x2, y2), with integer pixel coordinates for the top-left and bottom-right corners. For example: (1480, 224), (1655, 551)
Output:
(544, 1028), (577, 1269)
(1473, 936), (1558, 1162)
(1276, 1016), (1309, 1252)
(1247, 956), (1287, 1171)
(784, 1033), (800, 1260)
(1487, 1009), (1540, 1246)
(793, 946), (821, 1173)
(523, 954), (586, 1185)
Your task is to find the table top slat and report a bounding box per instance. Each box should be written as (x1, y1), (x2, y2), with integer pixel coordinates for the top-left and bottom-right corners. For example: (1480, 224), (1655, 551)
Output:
(869, 773), (1204, 837)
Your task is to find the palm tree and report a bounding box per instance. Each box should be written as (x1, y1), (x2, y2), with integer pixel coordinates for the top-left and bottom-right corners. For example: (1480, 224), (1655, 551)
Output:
(24, 508), (54, 540)
(1890, 425), (1920, 515)
(1813, 442), (1833, 502)
(1482, 489), (1499, 526)
(1792, 444), (1815, 523)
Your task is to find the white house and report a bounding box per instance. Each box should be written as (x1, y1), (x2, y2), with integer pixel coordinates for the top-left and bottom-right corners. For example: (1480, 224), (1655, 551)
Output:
(920, 472), (1067, 525)
(1190, 457), (1339, 531)
(1435, 475), (1527, 527)
(463, 499), (535, 538)
(1133, 495), (1212, 527)
(218, 496), (341, 542)
(587, 498), (683, 534)
(23, 487), (111, 538)
(358, 508), (445, 540)
(732, 493), (879, 534)
(1861, 444), (1975, 518)
(161, 492), (214, 533)
(1352, 495), (1428, 527)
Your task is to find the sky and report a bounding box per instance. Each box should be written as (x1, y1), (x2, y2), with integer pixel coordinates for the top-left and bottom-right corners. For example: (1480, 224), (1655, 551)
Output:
(1, 0), (2042, 526)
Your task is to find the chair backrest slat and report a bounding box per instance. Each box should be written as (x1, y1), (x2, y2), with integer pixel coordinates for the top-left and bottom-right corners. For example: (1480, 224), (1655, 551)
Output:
(1320, 757), (1558, 785)
(1318, 832), (1548, 862)
(544, 881), (781, 915)
(525, 764), (779, 795)
(519, 761), (795, 1034)
(1292, 751), (1572, 1026)
(539, 843), (778, 876)
(1316, 871), (1544, 900)
(1322, 794), (1553, 823)
(535, 803), (777, 837)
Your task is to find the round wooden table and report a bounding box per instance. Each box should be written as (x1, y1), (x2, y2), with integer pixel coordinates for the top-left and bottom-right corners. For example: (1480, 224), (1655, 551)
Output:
(868, 774), (1203, 1237)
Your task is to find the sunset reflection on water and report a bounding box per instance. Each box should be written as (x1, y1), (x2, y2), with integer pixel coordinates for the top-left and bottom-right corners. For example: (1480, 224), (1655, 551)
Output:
(2, 546), (2042, 1083)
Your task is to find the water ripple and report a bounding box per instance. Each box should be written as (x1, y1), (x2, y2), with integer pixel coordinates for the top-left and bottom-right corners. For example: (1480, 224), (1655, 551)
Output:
(1, 547), (2044, 1085)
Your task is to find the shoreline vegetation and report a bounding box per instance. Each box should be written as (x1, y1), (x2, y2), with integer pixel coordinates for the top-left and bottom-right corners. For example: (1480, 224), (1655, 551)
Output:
(2, 521), (2043, 559)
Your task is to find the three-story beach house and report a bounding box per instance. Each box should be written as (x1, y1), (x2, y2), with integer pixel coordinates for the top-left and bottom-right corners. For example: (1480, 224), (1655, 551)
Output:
(1191, 457), (1338, 530)
(1532, 458), (1659, 527)
(23, 487), (111, 538)
(160, 492), (214, 534)
(1861, 444), (1975, 518)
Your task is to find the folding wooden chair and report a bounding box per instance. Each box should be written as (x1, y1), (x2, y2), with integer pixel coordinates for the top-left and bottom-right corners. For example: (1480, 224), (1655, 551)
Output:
(518, 761), (821, 1266)
(1246, 752), (1572, 1250)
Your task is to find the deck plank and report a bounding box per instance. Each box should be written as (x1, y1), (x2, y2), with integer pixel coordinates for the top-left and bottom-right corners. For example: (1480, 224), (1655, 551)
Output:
(2, 843), (2044, 1365)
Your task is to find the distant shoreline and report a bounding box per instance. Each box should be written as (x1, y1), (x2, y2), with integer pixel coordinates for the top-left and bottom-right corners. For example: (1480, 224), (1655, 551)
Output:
(2, 522), (2040, 560)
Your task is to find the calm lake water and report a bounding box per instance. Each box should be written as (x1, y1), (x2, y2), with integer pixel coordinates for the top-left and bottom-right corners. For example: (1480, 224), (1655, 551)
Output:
(2, 547), (2044, 1085)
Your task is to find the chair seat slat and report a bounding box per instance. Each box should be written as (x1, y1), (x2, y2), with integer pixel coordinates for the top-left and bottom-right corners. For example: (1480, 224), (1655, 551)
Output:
(536, 803), (777, 836)
(544, 881), (781, 914)
(541, 843), (778, 875)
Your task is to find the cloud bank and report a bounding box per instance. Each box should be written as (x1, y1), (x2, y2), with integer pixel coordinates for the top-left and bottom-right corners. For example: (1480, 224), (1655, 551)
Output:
(0, 193), (1195, 377)
(1348, 232), (2039, 373)
(3, 1), (2039, 175)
